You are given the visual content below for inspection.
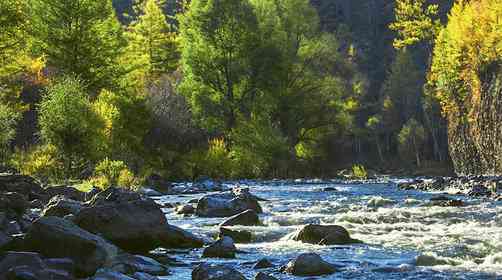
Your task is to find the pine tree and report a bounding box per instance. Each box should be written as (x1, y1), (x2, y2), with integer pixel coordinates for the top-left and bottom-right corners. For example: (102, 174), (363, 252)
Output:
(31, 0), (126, 94)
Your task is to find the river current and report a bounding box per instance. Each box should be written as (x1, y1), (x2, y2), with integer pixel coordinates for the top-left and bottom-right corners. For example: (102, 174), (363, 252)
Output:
(155, 180), (502, 279)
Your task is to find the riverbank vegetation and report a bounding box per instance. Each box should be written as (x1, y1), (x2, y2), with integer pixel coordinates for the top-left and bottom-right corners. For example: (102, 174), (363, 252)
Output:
(1, 0), (501, 185)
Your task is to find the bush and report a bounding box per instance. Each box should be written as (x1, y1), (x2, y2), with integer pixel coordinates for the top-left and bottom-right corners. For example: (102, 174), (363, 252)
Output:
(87, 158), (138, 190)
(10, 145), (65, 184)
(352, 164), (368, 179)
(0, 103), (21, 160)
(38, 76), (105, 177)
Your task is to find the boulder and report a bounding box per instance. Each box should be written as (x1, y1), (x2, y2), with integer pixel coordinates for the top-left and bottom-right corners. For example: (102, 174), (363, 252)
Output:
(323, 187), (338, 192)
(0, 192), (29, 216)
(157, 224), (204, 249)
(133, 272), (159, 280)
(138, 188), (163, 197)
(283, 253), (337, 276)
(145, 174), (172, 194)
(0, 175), (47, 201)
(220, 210), (260, 227)
(255, 272), (278, 280)
(175, 204), (195, 215)
(192, 263), (247, 280)
(202, 237), (237, 259)
(91, 269), (136, 280)
(24, 216), (119, 277)
(42, 196), (84, 217)
(429, 196), (464, 207)
(45, 186), (86, 201)
(218, 227), (252, 244)
(292, 224), (361, 245)
(196, 188), (262, 218)
(109, 254), (168, 276)
(253, 258), (274, 269)
(0, 251), (74, 280)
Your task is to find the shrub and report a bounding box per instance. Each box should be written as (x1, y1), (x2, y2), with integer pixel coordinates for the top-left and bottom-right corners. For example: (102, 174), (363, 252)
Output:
(88, 158), (138, 190)
(0, 103), (21, 160)
(352, 164), (368, 179)
(38, 76), (105, 177)
(10, 145), (65, 184)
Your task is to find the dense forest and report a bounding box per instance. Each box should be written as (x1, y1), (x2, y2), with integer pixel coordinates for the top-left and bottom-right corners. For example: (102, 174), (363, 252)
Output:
(1, 0), (501, 186)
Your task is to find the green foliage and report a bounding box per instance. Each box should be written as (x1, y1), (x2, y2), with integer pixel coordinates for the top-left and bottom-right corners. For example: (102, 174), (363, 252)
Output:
(125, 0), (179, 83)
(31, 0), (126, 94)
(390, 0), (442, 49)
(352, 164), (368, 179)
(0, 104), (21, 160)
(88, 158), (137, 189)
(38, 76), (105, 176)
(398, 118), (426, 166)
(10, 145), (65, 184)
(0, 0), (29, 79)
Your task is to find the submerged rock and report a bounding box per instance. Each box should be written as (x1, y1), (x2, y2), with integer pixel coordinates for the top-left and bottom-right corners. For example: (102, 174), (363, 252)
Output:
(202, 236), (237, 259)
(292, 224), (361, 245)
(283, 253), (337, 276)
(24, 216), (119, 277)
(192, 263), (247, 280)
(367, 197), (396, 208)
(253, 258), (274, 269)
(220, 209), (260, 227)
(196, 188), (263, 218)
(255, 272), (278, 280)
(219, 227), (252, 243)
(176, 204), (196, 215)
(429, 196), (464, 207)
(109, 254), (168, 276)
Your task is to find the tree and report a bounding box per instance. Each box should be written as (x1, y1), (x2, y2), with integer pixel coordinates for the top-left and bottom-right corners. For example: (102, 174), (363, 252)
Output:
(31, 0), (126, 94)
(398, 118), (426, 167)
(179, 0), (267, 132)
(38, 77), (105, 177)
(125, 0), (179, 81)
(0, 104), (21, 161)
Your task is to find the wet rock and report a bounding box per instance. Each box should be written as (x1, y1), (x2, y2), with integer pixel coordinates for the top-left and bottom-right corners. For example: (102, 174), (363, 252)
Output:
(45, 186), (86, 201)
(0, 251), (46, 275)
(0, 174), (47, 201)
(202, 236), (237, 259)
(292, 224), (361, 245)
(133, 272), (159, 280)
(91, 269), (136, 280)
(45, 258), (75, 274)
(415, 254), (457, 266)
(196, 188), (262, 218)
(0, 231), (12, 248)
(0, 192), (30, 216)
(254, 272), (277, 280)
(42, 195), (84, 217)
(157, 224), (204, 249)
(138, 188), (163, 197)
(176, 204), (195, 215)
(218, 227), (252, 243)
(283, 253), (337, 276)
(187, 198), (199, 204)
(323, 187), (338, 192)
(367, 197), (396, 208)
(429, 196), (464, 207)
(220, 210), (260, 227)
(24, 216), (119, 277)
(5, 220), (22, 235)
(254, 258), (274, 269)
(110, 254), (168, 276)
(192, 263), (247, 280)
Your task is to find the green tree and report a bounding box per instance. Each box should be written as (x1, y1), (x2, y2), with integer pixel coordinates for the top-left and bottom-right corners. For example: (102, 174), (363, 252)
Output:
(31, 0), (126, 94)
(398, 118), (426, 167)
(179, 0), (267, 132)
(0, 104), (21, 161)
(38, 77), (105, 177)
(126, 0), (179, 81)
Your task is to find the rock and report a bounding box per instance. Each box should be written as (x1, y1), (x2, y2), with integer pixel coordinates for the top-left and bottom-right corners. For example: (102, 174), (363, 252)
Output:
(467, 185), (491, 197)
(192, 263), (247, 280)
(218, 227), (252, 243)
(0, 231), (12, 248)
(45, 186), (86, 201)
(196, 188), (262, 218)
(75, 188), (169, 253)
(5, 266), (73, 280)
(110, 254), (168, 276)
(323, 187), (338, 192)
(255, 272), (278, 280)
(24, 216), (119, 277)
(45, 258), (75, 274)
(157, 224), (205, 249)
(176, 204), (195, 215)
(367, 197), (396, 208)
(0, 175), (47, 201)
(284, 253), (337, 276)
(0, 192), (30, 216)
(254, 258), (274, 269)
(5, 221), (22, 235)
(220, 210), (260, 227)
(202, 237), (237, 259)
(92, 269), (136, 280)
(133, 272), (159, 280)
(85, 187), (101, 201)
(42, 195), (84, 217)
(138, 188), (163, 197)
(292, 224), (361, 245)
(187, 198), (199, 204)
(429, 196), (464, 207)
(145, 174), (172, 194)
(0, 252), (46, 276)
(30, 199), (45, 209)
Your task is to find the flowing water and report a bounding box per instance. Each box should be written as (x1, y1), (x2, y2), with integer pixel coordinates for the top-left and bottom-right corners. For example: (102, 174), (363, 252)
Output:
(155, 180), (502, 279)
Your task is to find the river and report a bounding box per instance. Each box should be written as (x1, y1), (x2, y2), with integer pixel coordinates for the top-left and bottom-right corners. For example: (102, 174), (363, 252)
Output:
(154, 180), (502, 279)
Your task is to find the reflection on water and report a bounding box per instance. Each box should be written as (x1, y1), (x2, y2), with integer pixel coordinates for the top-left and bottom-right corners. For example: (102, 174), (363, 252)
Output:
(155, 180), (502, 279)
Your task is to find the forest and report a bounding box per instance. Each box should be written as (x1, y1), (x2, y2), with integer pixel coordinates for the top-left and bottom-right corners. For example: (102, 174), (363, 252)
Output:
(1, 0), (501, 185)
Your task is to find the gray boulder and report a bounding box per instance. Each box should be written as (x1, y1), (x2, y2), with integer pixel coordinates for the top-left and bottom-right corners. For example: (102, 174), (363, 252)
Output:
(192, 263), (247, 280)
(218, 227), (252, 244)
(292, 224), (361, 245)
(24, 216), (119, 277)
(42, 195), (84, 217)
(45, 186), (86, 201)
(176, 204), (195, 215)
(202, 236), (237, 259)
(157, 224), (204, 249)
(284, 253), (337, 276)
(196, 188), (262, 218)
(109, 254), (168, 276)
(220, 210), (260, 227)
